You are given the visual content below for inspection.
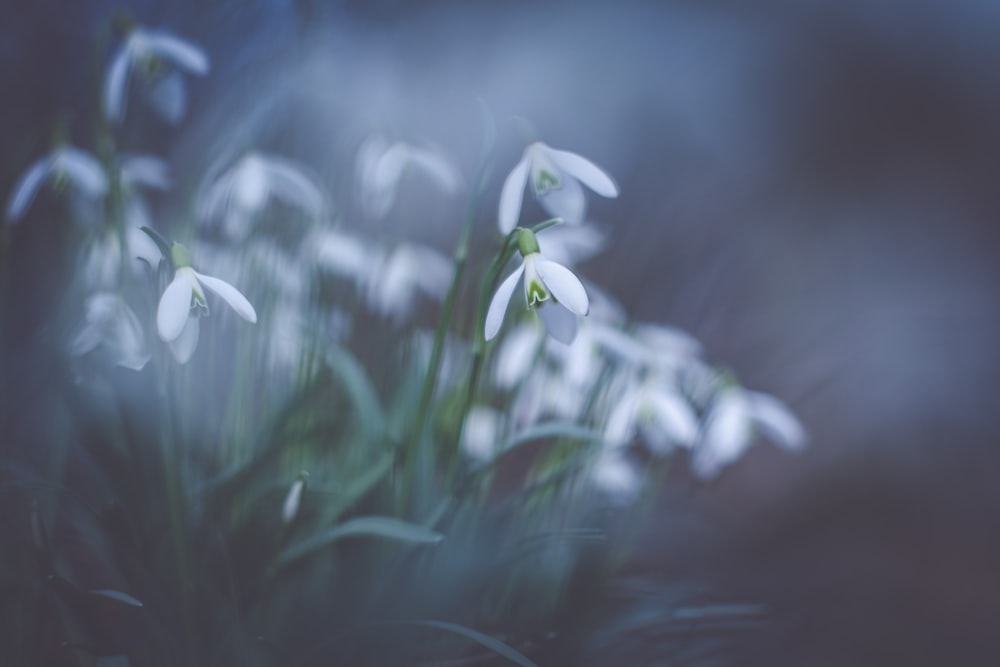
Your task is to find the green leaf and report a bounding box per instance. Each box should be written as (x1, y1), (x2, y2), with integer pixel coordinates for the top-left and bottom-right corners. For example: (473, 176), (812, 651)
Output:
(88, 589), (144, 607)
(279, 516), (444, 568)
(325, 343), (385, 441)
(400, 620), (538, 667)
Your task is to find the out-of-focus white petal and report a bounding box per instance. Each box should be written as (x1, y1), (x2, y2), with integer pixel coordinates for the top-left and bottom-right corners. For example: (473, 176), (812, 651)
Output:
(6, 157), (52, 222)
(535, 258), (589, 315)
(536, 223), (607, 267)
(103, 46), (131, 123)
(604, 386), (639, 447)
(590, 450), (641, 506)
(497, 155), (530, 234)
(120, 155), (171, 190)
(157, 272), (194, 341)
(263, 156), (324, 217)
(144, 30), (209, 75)
(537, 300), (577, 344)
(547, 148), (619, 198)
(748, 392), (807, 451)
(643, 388), (699, 452)
(495, 323), (542, 389)
(195, 271), (257, 323)
(538, 173), (585, 224)
(312, 230), (374, 285)
(695, 389), (751, 478)
(57, 148), (108, 199)
(145, 71), (186, 125)
(461, 406), (501, 462)
(406, 146), (462, 196)
(485, 264), (525, 341)
(126, 224), (162, 269)
(282, 476), (306, 524)
(169, 315), (200, 364)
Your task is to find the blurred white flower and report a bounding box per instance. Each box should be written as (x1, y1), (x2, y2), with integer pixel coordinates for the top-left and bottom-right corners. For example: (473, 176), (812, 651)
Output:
(104, 26), (209, 125)
(282, 473), (308, 524)
(6, 146), (107, 223)
(72, 292), (150, 371)
(498, 142), (618, 234)
(311, 228), (376, 285)
(356, 136), (461, 220)
(460, 406), (503, 462)
(198, 152), (324, 239)
(156, 243), (257, 364)
(603, 372), (699, 455)
(81, 226), (162, 289)
(494, 322), (544, 390)
(693, 386), (807, 479)
(589, 448), (642, 507)
(485, 229), (589, 344)
(365, 244), (453, 321)
(535, 222), (607, 267)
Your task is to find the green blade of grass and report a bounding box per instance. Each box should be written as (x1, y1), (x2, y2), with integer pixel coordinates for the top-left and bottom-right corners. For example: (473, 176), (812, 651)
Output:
(279, 516), (444, 568)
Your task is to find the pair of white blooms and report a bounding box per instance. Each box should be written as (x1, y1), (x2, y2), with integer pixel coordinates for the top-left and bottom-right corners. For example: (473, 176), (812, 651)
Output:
(486, 142), (619, 344)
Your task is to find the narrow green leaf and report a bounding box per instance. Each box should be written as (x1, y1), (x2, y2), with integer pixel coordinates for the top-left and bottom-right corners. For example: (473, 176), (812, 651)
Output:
(89, 589), (144, 607)
(402, 620), (538, 667)
(325, 344), (385, 440)
(279, 516), (443, 567)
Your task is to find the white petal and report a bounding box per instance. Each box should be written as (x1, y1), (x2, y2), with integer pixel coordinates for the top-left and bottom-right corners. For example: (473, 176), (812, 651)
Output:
(538, 174), (585, 224)
(461, 406), (501, 462)
(495, 323), (542, 389)
(120, 155), (171, 190)
(497, 154), (530, 234)
(535, 258), (589, 315)
(747, 392), (807, 451)
(57, 148), (108, 199)
(407, 146), (462, 196)
(536, 223), (607, 267)
(547, 148), (619, 198)
(72, 324), (103, 357)
(157, 272), (194, 342)
(643, 388), (699, 452)
(484, 264), (524, 341)
(195, 271), (257, 323)
(144, 31), (209, 74)
(103, 46), (131, 123)
(6, 157), (52, 222)
(144, 71), (186, 125)
(262, 156), (324, 216)
(695, 390), (751, 478)
(169, 315), (200, 364)
(604, 387), (639, 447)
(590, 450), (641, 506)
(537, 301), (578, 344)
(126, 224), (162, 268)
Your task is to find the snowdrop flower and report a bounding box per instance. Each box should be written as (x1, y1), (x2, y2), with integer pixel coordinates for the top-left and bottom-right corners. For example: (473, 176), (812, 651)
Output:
(104, 25), (209, 125)
(81, 226), (162, 289)
(498, 142), (618, 234)
(366, 244), (453, 321)
(72, 292), (150, 371)
(356, 136), (461, 220)
(6, 146), (107, 223)
(156, 243), (257, 364)
(485, 228), (589, 344)
(693, 386), (807, 479)
(282, 472), (308, 524)
(603, 372), (699, 455)
(589, 448), (642, 507)
(460, 406), (503, 462)
(198, 152), (324, 239)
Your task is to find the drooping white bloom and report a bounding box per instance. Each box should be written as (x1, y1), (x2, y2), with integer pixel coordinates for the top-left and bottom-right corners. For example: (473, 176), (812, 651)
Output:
(498, 142), (618, 234)
(365, 244), (453, 321)
(72, 292), (150, 371)
(693, 386), (807, 479)
(156, 244), (257, 364)
(356, 136), (461, 220)
(589, 448), (642, 507)
(460, 406), (503, 462)
(104, 26), (209, 125)
(485, 229), (589, 344)
(198, 152), (324, 239)
(6, 146), (108, 223)
(603, 371), (700, 455)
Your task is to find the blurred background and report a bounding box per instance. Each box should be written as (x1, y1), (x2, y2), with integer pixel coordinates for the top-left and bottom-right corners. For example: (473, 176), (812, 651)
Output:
(3, 0), (1000, 664)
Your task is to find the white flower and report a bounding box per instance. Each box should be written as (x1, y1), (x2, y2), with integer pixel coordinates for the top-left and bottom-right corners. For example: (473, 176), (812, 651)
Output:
(693, 386), (807, 479)
(156, 244), (257, 364)
(282, 473), (308, 524)
(356, 136), (461, 220)
(198, 152), (324, 239)
(589, 448), (642, 507)
(365, 244), (453, 321)
(104, 26), (209, 125)
(485, 229), (589, 344)
(6, 146), (108, 223)
(72, 292), (150, 371)
(460, 406), (503, 462)
(498, 142), (618, 234)
(603, 372), (699, 455)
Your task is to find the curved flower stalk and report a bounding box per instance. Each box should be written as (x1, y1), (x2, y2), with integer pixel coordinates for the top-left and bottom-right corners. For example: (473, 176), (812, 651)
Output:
(156, 243), (257, 364)
(72, 292), (150, 371)
(355, 136), (461, 220)
(6, 146), (108, 223)
(485, 228), (589, 344)
(693, 385), (807, 479)
(104, 25), (209, 125)
(198, 152), (324, 239)
(498, 142), (618, 234)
